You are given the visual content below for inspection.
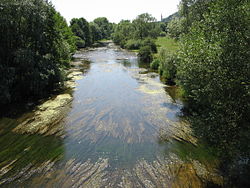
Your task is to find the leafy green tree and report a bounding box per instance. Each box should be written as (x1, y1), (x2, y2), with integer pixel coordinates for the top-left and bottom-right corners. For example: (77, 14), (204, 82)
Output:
(138, 46), (153, 63)
(112, 14), (160, 51)
(167, 17), (185, 39)
(0, 0), (75, 106)
(142, 38), (157, 53)
(132, 13), (160, 39)
(177, 0), (250, 166)
(54, 12), (76, 59)
(89, 22), (102, 42)
(158, 49), (178, 84)
(179, 0), (213, 32)
(93, 17), (112, 39)
(112, 20), (135, 47)
(70, 17), (92, 47)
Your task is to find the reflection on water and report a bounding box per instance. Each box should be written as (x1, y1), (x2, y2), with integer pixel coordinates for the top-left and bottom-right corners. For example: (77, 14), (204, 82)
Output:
(0, 43), (222, 187)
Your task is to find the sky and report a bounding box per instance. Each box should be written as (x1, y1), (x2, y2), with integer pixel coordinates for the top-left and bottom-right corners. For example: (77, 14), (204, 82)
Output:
(50, 0), (181, 23)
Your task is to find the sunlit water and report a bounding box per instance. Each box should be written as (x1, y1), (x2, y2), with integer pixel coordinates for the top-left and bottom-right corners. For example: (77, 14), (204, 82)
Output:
(0, 43), (218, 187)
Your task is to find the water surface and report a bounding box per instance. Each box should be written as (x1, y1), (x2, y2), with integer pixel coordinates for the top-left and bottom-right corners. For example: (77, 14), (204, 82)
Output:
(0, 43), (220, 187)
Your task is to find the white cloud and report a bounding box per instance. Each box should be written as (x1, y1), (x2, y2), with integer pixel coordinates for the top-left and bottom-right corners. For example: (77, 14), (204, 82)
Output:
(50, 0), (180, 23)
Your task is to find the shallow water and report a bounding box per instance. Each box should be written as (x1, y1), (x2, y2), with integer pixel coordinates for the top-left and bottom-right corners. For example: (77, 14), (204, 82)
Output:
(0, 43), (221, 187)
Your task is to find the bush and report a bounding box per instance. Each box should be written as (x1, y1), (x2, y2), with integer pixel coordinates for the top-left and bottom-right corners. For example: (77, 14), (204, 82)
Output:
(124, 39), (142, 50)
(159, 31), (167, 37)
(142, 38), (157, 53)
(150, 59), (160, 70)
(75, 36), (86, 48)
(156, 49), (178, 84)
(138, 46), (153, 63)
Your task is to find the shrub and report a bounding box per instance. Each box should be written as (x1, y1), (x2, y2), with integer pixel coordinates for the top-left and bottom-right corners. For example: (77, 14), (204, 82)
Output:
(138, 46), (153, 63)
(159, 31), (167, 37)
(142, 38), (157, 53)
(157, 49), (178, 84)
(75, 36), (86, 48)
(124, 39), (142, 50)
(150, 59), (160, 70)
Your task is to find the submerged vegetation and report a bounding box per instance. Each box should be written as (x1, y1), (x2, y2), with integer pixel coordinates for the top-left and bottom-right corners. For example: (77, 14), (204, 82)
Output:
(112, 0), (250, 186)
(0, 0), (249, 187)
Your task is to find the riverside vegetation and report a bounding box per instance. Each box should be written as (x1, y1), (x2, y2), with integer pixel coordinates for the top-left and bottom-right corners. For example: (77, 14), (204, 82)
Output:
(0, 0), (249, 187)
(0, 0), (113, 110)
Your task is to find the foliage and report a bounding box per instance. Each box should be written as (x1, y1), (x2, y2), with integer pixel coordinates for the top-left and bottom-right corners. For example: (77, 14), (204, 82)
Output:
(153, 49), (179, 84)
(132, 13), (161, 39)
(112, 20), (135, 47)
(124, 38), (157, 53)
(75, 36), (85, 48)
(93, 17), (113, 39)
(138, 46), (153, 63)
(167, 17), (185, 39)
(141, 38), (157, 53)
(159, 22), (167, 34)
(89, 22), (102, 42)
(70, 17), (113, 48)
(150, 59), (160, 70)
(70, 17), (92, 48)
(179, 0), (213, 33)
(54, 12), (76, 56)
(177, 0), (250, 185)
(0, 0), (76, 106)
(159, 31), (166, 37)
(124, 39), (142, 50)
(112, 14), (161, 48)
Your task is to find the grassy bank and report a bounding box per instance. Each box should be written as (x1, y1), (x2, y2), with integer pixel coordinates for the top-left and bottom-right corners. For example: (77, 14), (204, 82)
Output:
(155, 36), (179, 53)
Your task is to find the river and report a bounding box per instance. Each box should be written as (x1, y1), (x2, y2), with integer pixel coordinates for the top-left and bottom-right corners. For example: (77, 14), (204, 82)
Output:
(0, 43), (222, 187)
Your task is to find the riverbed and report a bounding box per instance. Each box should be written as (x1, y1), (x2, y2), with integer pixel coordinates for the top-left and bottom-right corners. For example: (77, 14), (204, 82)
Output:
(0, 43), (222, 187)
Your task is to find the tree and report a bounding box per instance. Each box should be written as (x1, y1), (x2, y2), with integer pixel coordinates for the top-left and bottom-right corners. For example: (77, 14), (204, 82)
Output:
(70, 18), (92, 47)
(89, 22), (102, 42)
(167, 17), (185, 39)
(54, 12), (76, 58)
(93, 17), (112, 39)
(177, 0), (250, 164)
(138, 46), (153, 63)
(112, 20), (135, 47)
(0, 0), (75, 106)
(132, 13), (160, 39)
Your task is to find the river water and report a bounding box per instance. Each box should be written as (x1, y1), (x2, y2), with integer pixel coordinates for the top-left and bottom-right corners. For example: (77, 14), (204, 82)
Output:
(0, 43), (221, 187)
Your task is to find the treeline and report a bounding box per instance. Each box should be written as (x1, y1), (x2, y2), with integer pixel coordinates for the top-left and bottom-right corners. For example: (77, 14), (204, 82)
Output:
(0, 0), (112, 108)
(0, 0), (76, 107)
(152, 0), (250, 186)
(70, 17), (113, 48)
(111, 13), (162, 63)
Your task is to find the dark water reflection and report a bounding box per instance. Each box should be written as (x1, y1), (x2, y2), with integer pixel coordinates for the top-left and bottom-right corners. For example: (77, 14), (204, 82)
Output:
(0, 44), (220, 187)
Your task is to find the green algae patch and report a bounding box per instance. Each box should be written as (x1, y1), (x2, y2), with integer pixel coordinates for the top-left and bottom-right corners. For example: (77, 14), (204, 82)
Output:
(13, 94), (72, 136)
(137, 84), (165, 95)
